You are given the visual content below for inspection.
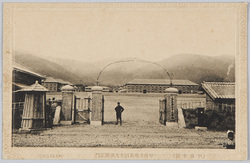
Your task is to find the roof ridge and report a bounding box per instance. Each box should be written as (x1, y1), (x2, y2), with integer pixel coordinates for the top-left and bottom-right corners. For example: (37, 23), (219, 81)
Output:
(13, 61), (46, 78)
(127, 78), (198, 85)
(132, 78), (191, 80)
(13, 60), (46, 77)
(203, 82), (235, 84)
(201, 82), (235, 99)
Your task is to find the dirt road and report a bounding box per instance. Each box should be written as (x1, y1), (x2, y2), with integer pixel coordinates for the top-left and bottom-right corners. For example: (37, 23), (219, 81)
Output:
(13, 93), (227, 148)
(12, 123), (226, 148)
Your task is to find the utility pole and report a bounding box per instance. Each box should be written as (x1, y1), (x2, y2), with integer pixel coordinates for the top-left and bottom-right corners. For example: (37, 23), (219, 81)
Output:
(167, 72), (173, 87)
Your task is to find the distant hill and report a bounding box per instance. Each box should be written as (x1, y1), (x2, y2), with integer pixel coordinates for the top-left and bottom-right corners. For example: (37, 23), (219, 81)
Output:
(147, 54), (235, 84)
(14, 53), (235, 86)
(41, 56), (99, 84)
(97, 54), (235, 85)
(14, 53), (89, 85)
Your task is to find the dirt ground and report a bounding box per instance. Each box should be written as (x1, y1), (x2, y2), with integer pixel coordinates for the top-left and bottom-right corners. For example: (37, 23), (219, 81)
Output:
(12, 92), (227, 148)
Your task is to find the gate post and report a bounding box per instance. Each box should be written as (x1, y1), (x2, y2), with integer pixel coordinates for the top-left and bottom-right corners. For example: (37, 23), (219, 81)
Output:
(61, 85), (74, 125)
(164, 87), (178, 127)
(91, 86), (103, 126)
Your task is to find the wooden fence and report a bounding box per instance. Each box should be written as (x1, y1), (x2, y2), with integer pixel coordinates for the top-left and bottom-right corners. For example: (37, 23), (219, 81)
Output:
(75, 97), (91, 123)
(12, 102), (25, 129)
(159, 99), (166, 125)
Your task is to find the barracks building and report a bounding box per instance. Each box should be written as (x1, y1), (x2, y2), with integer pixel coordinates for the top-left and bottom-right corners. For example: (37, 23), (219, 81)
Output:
(124, 79), (199, 93)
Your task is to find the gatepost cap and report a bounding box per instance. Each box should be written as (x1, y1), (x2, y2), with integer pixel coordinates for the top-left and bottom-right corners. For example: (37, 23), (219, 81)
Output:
(165, 87), (178, 93)
(92, 86), (103, 91)
(61, 85), (74, 91)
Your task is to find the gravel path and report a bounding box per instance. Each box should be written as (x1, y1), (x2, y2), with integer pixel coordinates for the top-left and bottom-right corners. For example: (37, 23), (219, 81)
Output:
(12, 123), (226, 148)
(13, 93), (227, 148)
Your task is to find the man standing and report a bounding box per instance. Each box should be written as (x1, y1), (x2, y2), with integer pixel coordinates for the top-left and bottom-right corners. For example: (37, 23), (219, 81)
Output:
(115, 102), (124, 125)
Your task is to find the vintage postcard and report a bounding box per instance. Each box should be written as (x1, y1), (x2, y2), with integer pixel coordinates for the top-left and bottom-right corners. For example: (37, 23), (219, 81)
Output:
(2, 3), (248, 160)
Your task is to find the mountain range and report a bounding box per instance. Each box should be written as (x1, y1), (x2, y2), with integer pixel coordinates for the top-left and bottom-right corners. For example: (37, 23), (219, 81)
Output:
(14, 53), (235, 86)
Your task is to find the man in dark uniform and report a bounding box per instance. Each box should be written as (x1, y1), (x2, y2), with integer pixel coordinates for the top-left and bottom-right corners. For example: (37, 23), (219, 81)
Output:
(115, 102), (124, 125)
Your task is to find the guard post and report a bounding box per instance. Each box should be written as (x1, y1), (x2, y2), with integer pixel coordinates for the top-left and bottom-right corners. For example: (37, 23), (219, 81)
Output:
(19, 81), (48, 131)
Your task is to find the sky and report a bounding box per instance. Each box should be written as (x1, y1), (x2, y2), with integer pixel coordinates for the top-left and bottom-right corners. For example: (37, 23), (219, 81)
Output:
(13, 6), (237, 62)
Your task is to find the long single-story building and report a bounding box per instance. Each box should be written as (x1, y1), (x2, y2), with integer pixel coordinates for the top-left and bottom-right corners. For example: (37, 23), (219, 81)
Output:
(13, 61), (46, 92)
(124, 79), (199, 93)
(85, 86), (110, 92)
(199, 82), (235, 111)
(12, 61), (46, 129)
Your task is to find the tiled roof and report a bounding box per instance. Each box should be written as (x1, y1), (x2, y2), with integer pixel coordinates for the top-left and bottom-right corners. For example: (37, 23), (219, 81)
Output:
(201, 82), (235, 100)
(44, 77), (59, 83)
(55, 78), (68, 84)
(126, 79), (198, 86)
(64, 81), (73, 85)
(18, 81), (48, 92)
(85, 86), (109, 89)
(13, 61), (45, 79)
(44, 77), (72, 85)
(12, 82), (28, 88)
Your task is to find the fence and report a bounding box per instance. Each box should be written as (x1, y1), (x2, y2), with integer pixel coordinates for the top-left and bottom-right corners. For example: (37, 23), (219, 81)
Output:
(207, 103), (235, 112)
(159, 99), (166, 125)
(12, 102), (25, 129)
(75, 97), (91, 123)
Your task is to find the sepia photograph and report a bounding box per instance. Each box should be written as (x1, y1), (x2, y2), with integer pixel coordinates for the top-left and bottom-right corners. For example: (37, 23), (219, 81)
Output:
(2, 2), (248, 160)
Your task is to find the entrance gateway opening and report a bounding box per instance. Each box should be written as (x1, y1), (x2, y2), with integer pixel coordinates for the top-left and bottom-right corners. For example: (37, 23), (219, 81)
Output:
(71, 57), (206, 127)
(39, 58), (206, 128)
(94, 57), (174, 126)
(63, 84), (206, 128)
(60, 57), (174, 126)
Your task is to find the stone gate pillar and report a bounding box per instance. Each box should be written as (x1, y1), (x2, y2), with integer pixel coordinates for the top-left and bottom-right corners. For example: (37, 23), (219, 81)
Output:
(61, 85), (74, 125)
(164, 87), (178, 127)
(91, 86), (103, 125)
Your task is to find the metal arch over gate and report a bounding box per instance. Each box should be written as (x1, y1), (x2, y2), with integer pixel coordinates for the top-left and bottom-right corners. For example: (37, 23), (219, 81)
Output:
(96, 57), (173, 86)
(94, 57), (172, 125)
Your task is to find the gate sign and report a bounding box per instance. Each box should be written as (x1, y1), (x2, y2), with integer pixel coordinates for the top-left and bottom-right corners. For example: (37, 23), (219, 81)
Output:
(170, 96), (175, 121)
(165, 93), (178, 123)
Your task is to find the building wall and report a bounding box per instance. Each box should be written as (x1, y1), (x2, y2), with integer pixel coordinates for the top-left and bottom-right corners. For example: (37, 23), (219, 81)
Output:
(205, 93), (215, 110)
(58, 83), (66, 91)
(125, 84), (198, 93)
(42, 82), (59, 92)
(13, 70), (43, 85)
(85, 88), (92, 92)
(75, 85), (85, 92)
(177, 94), (206, 109)
(205, 93), (235, 111)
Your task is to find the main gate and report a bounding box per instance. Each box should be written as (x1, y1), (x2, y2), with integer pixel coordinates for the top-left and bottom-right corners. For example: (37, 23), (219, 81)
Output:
(73, 94), (105, 125)
(74, 96), (91, 124)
